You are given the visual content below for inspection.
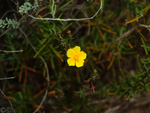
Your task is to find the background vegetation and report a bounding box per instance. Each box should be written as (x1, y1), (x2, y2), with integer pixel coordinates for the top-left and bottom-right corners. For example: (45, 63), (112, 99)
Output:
(1, 0), (150, 113)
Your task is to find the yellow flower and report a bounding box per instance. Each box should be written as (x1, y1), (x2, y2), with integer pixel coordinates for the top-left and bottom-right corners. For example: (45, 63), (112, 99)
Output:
(67, 46), (87, 67)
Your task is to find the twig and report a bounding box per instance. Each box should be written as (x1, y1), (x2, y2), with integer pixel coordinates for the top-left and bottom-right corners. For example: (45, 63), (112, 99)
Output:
(0, 76), (16, 81)
(140, 24), (150, 28)
(0, 28), (11, 38)
(106, 24), (139, 47)
(0, 50), (23, 53)
(19, 28), (50, 113)
(115, 9), (150, 42)
(116, 24), (139, 41)
(0, 89), (16, 113)
(28, 0), (102, 21)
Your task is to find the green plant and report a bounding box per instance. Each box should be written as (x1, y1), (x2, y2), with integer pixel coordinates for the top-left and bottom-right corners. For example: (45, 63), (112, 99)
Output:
(0, 18), (20, 28)
(1, 0), (150, 112)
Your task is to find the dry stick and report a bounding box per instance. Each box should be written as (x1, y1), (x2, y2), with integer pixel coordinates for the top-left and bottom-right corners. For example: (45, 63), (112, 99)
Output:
(139, 24), (150, 28)
(28, 0), (103, 21)
(0, 76), (16, 81)
(115, 10), (150, 42)
(0, 28), (11, 38)
(0, 89), (16, 113)
(101, 24), (138, 64)
(116, 24), (139, 41)
(19, 28), (50, 113)
(107, 24), (139, 48)
(0, 50), (23, 53)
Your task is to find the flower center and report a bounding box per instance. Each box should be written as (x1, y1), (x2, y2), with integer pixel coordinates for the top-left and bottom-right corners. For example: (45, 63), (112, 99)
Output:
(74, 55), (79, 61)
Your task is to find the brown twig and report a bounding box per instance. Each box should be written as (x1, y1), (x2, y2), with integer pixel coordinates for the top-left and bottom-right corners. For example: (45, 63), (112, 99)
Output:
(116, 24), (139, 41)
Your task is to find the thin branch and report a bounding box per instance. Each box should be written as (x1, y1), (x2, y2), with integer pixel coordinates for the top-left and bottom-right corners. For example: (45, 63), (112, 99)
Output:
(0, 28), (11, 38)
(0, 89), (16, 113)
(19, 28), (50, 113)
(107, 24), (138, 49)
(116, 24), (139, 41)
(28, 0), (102, 21)
(0, 50), (23, 53)
(0, 76), (16, 81)
(140, 24), (150, 28)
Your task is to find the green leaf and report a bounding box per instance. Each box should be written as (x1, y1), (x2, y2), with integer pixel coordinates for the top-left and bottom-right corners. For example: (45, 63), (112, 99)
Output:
(137, 5), (150, 13)
(58, 0), (73, 10)
(136, 55), (143, 72)
(141, 38), (148, 56)
(34, 39), (50, 58)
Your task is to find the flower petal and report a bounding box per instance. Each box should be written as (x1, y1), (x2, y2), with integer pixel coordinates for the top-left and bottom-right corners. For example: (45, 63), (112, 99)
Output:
(67, 58), (75, 66)
(79, 51), (87, 60)
(76, 60), (84, 67)
(67, 48), (73, 57)
(73, 46), (81, 53)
